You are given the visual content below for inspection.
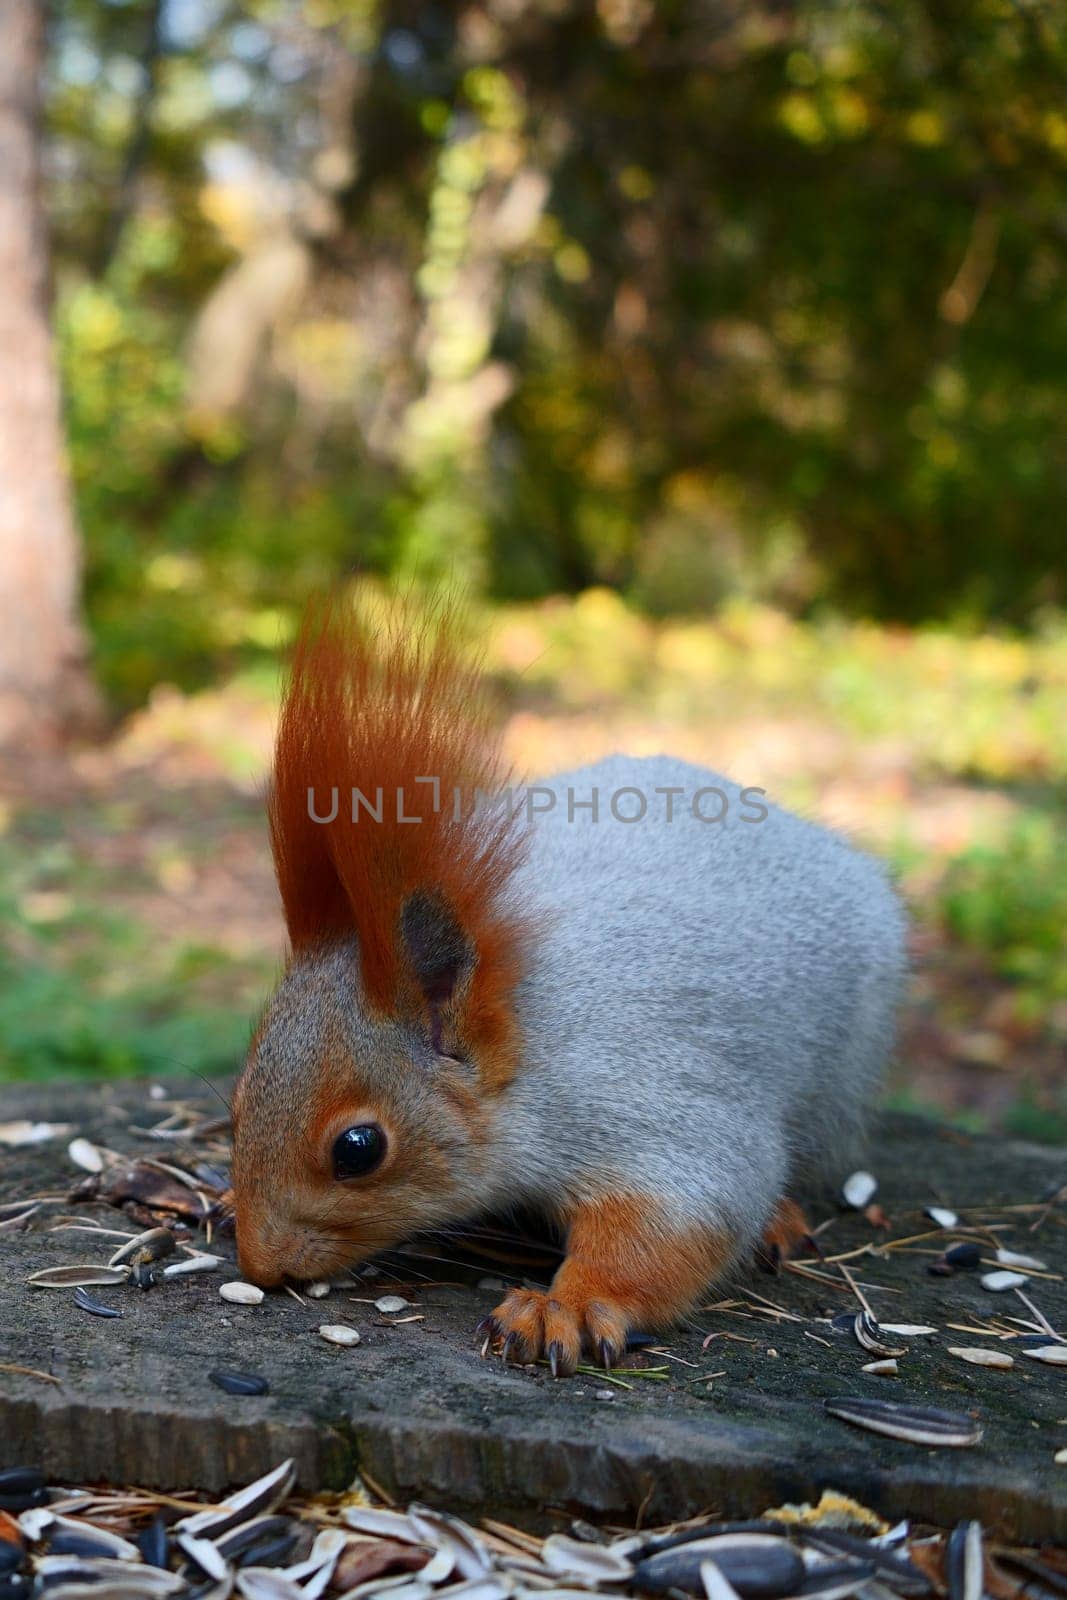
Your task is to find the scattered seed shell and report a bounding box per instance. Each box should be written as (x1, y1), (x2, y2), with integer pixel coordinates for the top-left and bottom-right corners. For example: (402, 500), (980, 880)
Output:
(0, 1121), (71, 1147)
(880, 1324), (938, 1337)
(995, 1248), (1048, 1271)
(840, 1172), (878, 1210)
(862, 1360), (898, 1376)
(220, 1281), (265, 1305)
(946, 1519), (983, 1600)
(67, 1138), (105, 1174)
(853, 1311), (906, 1358)
(162, 1254), (224, 1277)
(541, 1534), (634, 1582)
(306, 1281), (331, 1299)
(980, 1270), (1028, 1292)
(1055, 1448), (1067, 1464)
(824, 1396), (982, 1447)
(108, 1227), (176, 1268)
(318, 1324), (361, 1347)
(73, 1286), (122, 1319)
(947, 1347), (1014, 1369)
(1020, 1345), (1067, 1366)
(375, 1295), (410, 1314)
(944, 1242), (981, 1270)
(924, 1206), (959, 1229)
(176, 1459), (294, 1538)
(27, 1265), (129, 1290)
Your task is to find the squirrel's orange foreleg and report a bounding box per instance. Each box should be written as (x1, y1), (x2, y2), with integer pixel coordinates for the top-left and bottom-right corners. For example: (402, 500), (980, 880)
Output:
(756, 1196), (817, 1271)
(478, 1194), (732, 1377)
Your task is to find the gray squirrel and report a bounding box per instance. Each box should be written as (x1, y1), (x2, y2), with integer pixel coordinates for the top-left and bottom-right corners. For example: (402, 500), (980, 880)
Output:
(231, 601), (906, 1374)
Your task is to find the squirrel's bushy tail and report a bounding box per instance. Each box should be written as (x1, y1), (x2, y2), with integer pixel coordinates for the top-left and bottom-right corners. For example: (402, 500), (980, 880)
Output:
(270, 593), (529, 1068)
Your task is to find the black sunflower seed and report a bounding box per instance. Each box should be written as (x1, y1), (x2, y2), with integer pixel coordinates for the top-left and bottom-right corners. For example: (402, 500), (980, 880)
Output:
(634, 1535), (805, 1597)
(824, 1396), (982, 1447)
(137, 1514), (169, 1569)
(208, 1369), (269, 1396)
(0, 1548), (22, 1579)
(944, 1242), (981, 1270)
(236, 1530), (299, 1568)
(0, 1469), (44, 1498)
(73, 1287), (122, 1319)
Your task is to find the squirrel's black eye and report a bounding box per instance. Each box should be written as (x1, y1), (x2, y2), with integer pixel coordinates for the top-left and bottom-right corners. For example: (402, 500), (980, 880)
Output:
(332, 1124), (386, 1180)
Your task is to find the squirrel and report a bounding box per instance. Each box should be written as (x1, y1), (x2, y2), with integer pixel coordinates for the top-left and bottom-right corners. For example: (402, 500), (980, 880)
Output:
(230, 599), (906, 1375)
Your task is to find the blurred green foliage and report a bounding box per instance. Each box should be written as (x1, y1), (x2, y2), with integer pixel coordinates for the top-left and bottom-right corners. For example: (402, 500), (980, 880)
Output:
(47, 0), (1067, 707)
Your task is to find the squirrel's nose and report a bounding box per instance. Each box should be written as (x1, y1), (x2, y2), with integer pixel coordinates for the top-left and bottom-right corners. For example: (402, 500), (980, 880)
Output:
(234, 1208), (285, 1288)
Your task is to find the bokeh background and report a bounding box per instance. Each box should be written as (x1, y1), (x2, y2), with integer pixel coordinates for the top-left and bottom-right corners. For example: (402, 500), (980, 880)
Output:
(0, 0), (1064, 1133)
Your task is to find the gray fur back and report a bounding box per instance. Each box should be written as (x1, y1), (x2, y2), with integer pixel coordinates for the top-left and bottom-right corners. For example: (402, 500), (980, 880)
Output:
(484, 755), (906, 1254)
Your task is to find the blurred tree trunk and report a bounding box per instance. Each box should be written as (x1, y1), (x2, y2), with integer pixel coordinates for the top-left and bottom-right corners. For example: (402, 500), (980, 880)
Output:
(0, 0), (97, 751)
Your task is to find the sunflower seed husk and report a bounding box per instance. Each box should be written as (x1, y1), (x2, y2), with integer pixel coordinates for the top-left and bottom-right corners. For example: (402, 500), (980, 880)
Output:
(924, 1206), (959, 1229)
(633, 1534), (806, 1597)
(47, 1517), (140, 1561)
(216, 1516), (294, 1565)
(0, 1470), (45, 1502)
(108, 1228), (176, 1268)
(36, 1556), (185, 1595)
(162, 1254), (224, 1277)
(823, 1396), (982, 1447)
(880, 1325), (938, 1337)
(318, 1324), (361, 1347)
(1020, 1344), (1067, 1365)
(375, 1295), (410, 1314)
(27, 1265), (129, 1290)
(792, 1561), (876, 1600)
(701, 1560), (744, 1600)
(0, 1204), (39, 1232)
(17, 1506), (54, 1537)
(980, 1270), (1028, 1292)
(67, 1138), (105, 1175)
(840, 1172), (877, 1210)
(0, 1121), (71, 1147)
(946, 1520), (982, 1600)
(862, 1359), (899, 1375)
(1056, 1447), (1067, 1464)
(236, 1569), (307, 1600)
(853, 1312), (906, 1358)
(995, 1248), (1048, 1271)
(284, 1527), (349, 1596)
(947, 1347), (1014, 1369)
(339, 1507), (424, 1541)
(944, 1243), (981, 1270)
(73, 1286), (122, 1319)
(177, 1529), (231, 1580)
(220, 1281), (265, 1305)
(176, 1459), (293, 1538)
(800, 1532), (929, 1595)
(408, 1505), (492, 1580)
(306, 1281), (331, 1299)
(541, 1533), (634, 1582)
(208, 1369), (270, 1398)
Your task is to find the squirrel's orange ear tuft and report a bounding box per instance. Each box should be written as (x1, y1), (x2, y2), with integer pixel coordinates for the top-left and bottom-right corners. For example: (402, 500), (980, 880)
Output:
(269, 594), (530, 1083)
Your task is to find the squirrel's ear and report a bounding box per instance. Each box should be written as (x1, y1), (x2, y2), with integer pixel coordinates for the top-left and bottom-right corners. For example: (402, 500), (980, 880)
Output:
(400, 890), (475, 1051)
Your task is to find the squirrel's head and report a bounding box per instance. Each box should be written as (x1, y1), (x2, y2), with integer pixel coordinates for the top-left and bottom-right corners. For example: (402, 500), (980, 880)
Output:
(231, 595), (528, 1287)
(231, 893), (514, 1287)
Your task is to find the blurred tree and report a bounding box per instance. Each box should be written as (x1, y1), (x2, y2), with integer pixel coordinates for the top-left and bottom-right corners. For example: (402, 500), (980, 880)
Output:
(0, 0), (96, 748)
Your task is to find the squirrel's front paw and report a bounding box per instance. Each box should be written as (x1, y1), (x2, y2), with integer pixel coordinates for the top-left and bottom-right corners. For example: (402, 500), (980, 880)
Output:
(477, 1286), (629, 1378)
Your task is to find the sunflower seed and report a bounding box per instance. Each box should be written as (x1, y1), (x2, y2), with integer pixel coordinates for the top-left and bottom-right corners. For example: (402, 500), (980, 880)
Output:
(947, 1347), (1014, 1369)
(73, 1286), (122, 1318)
(862, 1359), (898, 1375)
(943, 1243), (981, 1270)
(634, 1534), (806, 1597)
(0, 1470), (45, 1501)
(924, 1206), (959, 1229)
(319, 1324), (361, 1347)
(840, 1172), (877, 1210)
(853, 1311), (906, 1357)
(1020, 1345), (1067, 1365)
(208, 1369), (270, 1397)
(67, 1138), (105, 1174)
(824, 1396), (982, 1446)
(27, 1265), (129, 1289)
(306, 1281), (331, 1299)
(946, 1520), (982, 1600)
(108, 1228), (176, 1268)
(980, 1270), (1028, 1292)
(220, 1282), (265, 1305)
(995, 1248), (1048, 1271)
(541, 1533), (634, 1581)
(36, 1556), (184, 1595)
(162, 1254), (224, 1277)
(375, 1295), (410, 1314)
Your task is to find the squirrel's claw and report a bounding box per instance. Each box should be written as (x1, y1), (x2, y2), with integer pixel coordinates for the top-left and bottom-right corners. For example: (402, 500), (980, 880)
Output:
(547, 1340), (563, 1379)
